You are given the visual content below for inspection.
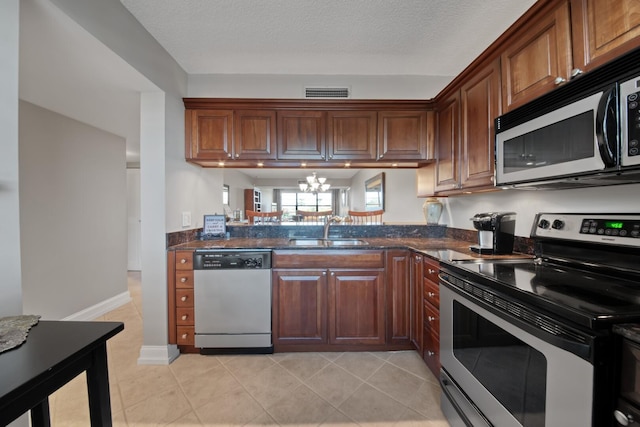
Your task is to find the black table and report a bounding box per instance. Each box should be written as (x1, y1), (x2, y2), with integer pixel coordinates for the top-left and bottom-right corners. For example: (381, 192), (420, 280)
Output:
(0, 320), (124, 426)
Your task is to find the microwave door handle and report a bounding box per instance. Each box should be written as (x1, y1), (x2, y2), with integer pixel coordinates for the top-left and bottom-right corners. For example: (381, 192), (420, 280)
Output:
(595, 85), (618, 167)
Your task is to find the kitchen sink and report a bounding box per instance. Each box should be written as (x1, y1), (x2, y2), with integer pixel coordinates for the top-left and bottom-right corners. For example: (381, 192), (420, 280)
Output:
(288, 238), (368, 247)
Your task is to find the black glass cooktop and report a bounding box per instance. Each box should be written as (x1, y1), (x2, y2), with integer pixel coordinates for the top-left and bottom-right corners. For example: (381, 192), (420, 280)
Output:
(446, 259), (640, 329)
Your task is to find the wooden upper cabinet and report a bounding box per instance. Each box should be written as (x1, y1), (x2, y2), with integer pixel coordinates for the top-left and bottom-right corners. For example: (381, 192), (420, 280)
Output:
(327, 111), (378, 161)
(571, 0), (640, 72)
(377, 111), (431, 161)
(460, 59), (501, 189)
(186, 109), (233, 161)
(276, 110), (326, 160)
(501, 0), (573, 111)
(233, 110), (276, 160)
(435, 92), (460, 192)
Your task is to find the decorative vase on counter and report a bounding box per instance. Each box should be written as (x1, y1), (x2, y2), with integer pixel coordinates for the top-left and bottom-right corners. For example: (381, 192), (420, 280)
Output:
(423, 197), (443, 225)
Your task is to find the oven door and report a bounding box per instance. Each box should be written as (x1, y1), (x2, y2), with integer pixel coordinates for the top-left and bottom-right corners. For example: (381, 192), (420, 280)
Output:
(495, 86), (617, 187)
(440, 280), (596, 427)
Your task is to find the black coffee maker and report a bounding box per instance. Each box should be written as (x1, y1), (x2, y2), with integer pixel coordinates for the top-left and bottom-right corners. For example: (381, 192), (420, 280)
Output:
(470, 212), (516, 254)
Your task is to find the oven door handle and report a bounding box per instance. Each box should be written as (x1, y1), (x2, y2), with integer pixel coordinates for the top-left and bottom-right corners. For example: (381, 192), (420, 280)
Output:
(440, 370), (493, 427)
(440, 275), (594, 361)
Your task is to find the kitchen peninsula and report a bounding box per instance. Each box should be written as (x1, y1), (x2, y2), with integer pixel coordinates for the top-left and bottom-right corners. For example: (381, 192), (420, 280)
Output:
(167, 223), (531, 378)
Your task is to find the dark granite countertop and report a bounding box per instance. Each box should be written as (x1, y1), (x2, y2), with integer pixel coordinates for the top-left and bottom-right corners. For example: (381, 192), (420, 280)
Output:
(168, 237), (531, 262)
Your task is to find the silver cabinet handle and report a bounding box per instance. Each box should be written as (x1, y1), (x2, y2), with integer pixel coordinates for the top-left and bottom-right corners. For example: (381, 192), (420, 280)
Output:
(416, 256), (422, 262)
(181, 333), (188, 339)
(181, 296), (188, 302)
(428, 269), (436, 274)
(181, 314), (188, 320)
(227, 153), (232, 158)
(571, 68), (583, 79)
(554, 76), (567, 85)
(180, 277), (188, 283)
(322, 271), (327, 276)
(428, 316), (436, 322)
(427, 351), (435, 357)
(180, 258), (187, 264)
(428, 292), (436, 297)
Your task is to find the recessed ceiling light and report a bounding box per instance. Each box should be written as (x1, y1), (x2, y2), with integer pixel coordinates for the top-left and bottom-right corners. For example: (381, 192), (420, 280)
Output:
(344, 163), (351, 167)
(301, 163), (307, 167)
(257, 162), (264, 167)
(218, 162), (225, 167)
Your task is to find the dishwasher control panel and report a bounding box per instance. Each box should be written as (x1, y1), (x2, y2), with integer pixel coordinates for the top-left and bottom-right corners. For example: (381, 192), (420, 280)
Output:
(193, 250), (272, 269)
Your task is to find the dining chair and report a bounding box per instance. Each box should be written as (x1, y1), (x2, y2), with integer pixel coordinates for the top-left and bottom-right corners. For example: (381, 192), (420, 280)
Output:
(296, 210), (334, 224)
(348, 209), (384, 225)
(246, 210), (283, 224)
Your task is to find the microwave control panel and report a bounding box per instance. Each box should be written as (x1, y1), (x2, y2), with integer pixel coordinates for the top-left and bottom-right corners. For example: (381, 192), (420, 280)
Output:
(532, 213), (640, 247)
(620, 77), (640, 166)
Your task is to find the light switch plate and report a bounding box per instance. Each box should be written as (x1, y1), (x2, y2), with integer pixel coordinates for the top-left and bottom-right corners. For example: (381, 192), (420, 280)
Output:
(181, 211), (191, 227)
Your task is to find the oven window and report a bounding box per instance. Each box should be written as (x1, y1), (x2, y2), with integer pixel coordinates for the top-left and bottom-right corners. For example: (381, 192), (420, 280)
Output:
(503, 111), (594, 173)
(453, 301), (547, 426)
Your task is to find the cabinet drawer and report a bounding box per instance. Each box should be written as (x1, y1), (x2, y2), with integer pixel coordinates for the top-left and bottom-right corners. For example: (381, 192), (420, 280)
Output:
(175, 251), (193, 270)
(424, 300), (440, 337)
(423, 327), (440, 376)
(177, 326), (195, 345)
(176, 308), (194, 325)
(273, 250), (384, 269)
(176, 289), (194, 307)
(423, 278), (439, 308)
(175, 271), (194, 289)
(423, 257), (439, 283)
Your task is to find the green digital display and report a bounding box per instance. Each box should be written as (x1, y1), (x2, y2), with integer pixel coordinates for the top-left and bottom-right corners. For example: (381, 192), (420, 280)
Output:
(606, 221), (624, 229)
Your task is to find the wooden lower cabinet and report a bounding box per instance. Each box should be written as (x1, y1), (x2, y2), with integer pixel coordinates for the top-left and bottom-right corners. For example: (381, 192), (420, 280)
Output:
(272, 270), (328, 346)
(168, 250), (195, 348)
(422, 257), (441, 377)
(410, 252), (424, 352)
(329, 269), (386, 345)
(271, 249), (412, 352)
(386, 250), (411, 346)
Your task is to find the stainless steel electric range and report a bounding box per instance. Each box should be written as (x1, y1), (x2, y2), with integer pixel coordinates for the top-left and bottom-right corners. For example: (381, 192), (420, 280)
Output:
(438, 213), (640, 427)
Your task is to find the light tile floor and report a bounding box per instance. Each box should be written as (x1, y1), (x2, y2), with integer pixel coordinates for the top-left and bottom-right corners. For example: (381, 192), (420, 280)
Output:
(49, 272), (450, 426)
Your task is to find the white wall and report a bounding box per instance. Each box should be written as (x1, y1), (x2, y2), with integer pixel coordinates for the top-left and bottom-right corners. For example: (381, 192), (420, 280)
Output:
(443, 183), (640, 237)
(222, 169), (256, 214)
(127, 168), (141, 270)
(188, 74), (452, 100)
(351, 169), (426, 224)
(19, 101), (128, 319)
(0, 0), (22, 317)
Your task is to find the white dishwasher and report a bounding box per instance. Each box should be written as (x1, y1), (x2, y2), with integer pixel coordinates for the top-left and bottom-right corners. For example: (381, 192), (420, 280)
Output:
(193, 249), (272, 354)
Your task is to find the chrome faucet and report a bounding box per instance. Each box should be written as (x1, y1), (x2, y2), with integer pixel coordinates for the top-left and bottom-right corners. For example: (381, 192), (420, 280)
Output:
(323, 216), (338, 239)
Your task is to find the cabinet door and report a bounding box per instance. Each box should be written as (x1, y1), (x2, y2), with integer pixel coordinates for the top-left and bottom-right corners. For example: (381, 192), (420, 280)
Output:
(435, 92), (460, 192)
(327, 111), (377, 160)
(186, 109), (233, 160)
(571, 0), (640, 72)
(277, 110), (327, 160)
(501, 1), (572, 111)
(329, 269), (385, 345)
(377, 111), (429, 161)
(272, 270), (327, 346)
(410, 253), (424, 351)
(460, 59), (501, 189)
(386, 250), (411, 345)
(233, 110), (276, 160)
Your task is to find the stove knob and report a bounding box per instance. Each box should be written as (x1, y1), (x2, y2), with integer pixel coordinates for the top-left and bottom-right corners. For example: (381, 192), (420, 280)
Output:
(552, 219), (565, 230)
(538, 219), (550, 229)
(614, 409), (634, 426)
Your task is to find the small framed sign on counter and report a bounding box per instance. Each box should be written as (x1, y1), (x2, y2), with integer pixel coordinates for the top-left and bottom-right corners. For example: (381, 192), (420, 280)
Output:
(202, 214), (226, 238)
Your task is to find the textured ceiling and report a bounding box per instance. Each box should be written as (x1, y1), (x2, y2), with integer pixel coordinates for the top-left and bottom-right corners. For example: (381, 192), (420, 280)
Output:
(120, 0), (538, 77)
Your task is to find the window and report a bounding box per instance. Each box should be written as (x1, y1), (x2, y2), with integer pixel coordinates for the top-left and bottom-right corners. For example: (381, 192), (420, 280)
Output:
(223, 185), (229, 205)
(280, 190), (332, 222)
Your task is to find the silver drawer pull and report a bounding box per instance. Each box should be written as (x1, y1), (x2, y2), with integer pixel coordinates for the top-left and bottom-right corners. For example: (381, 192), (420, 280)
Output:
(181, 314), (188, 320)
(181, 333), (188, 339)
(427, 292), (436, 297)
(427, 351), (435, 357)
(181, 296), (188, 302)
(180, 277), (188, 283)
(428, 316), (436, 322)
(180, 259), (187, 264)
(428, 269), (436, 274)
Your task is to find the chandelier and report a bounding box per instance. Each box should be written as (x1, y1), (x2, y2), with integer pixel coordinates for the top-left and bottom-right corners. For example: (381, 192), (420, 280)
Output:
(299, 172), (331, 193)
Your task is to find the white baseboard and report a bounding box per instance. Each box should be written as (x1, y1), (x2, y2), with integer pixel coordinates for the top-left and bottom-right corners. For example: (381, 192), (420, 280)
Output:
(62, 291), (132, 321)
(138, 344), (180, 365)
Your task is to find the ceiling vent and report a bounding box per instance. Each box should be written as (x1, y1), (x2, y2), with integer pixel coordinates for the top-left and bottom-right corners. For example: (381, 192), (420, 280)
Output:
(304, 87), (350, 99)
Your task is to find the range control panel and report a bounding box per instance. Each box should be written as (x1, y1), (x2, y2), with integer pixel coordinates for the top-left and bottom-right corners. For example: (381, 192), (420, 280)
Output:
(532, 213), (640, 247)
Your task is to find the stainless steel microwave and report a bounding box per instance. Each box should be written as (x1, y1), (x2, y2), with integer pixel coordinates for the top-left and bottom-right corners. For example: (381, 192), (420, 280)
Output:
(495, 47), (640, 189)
